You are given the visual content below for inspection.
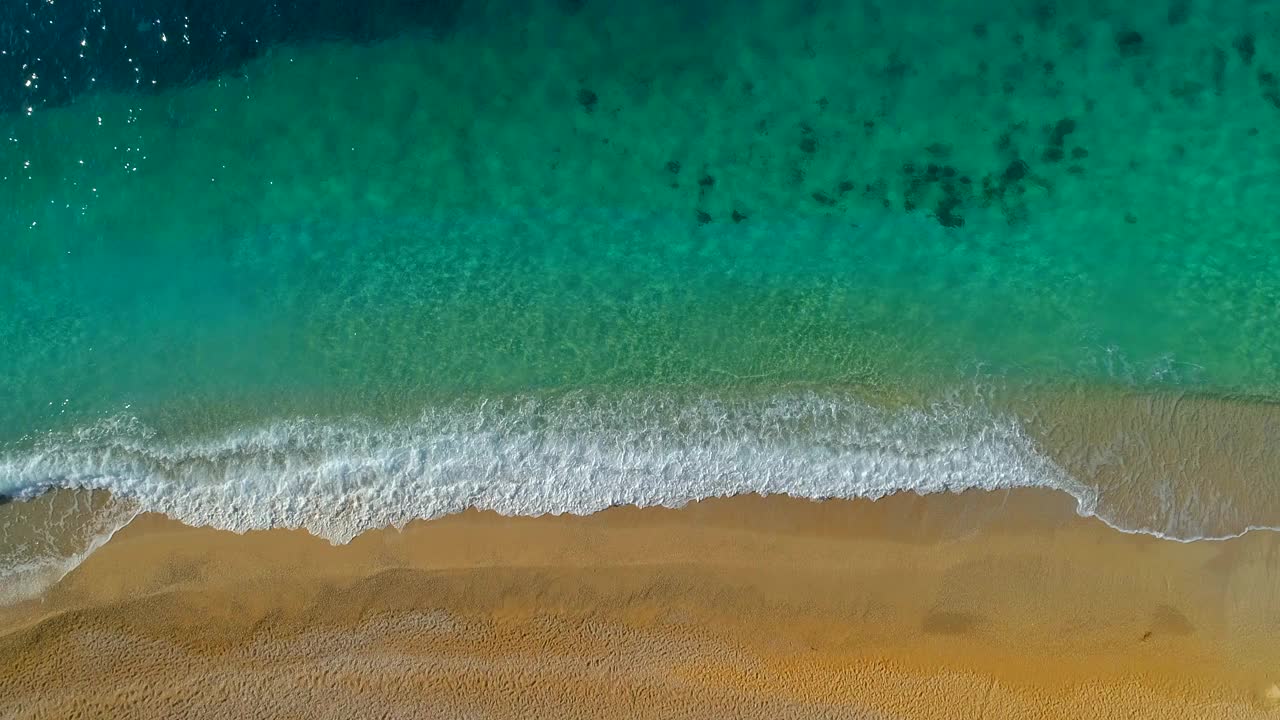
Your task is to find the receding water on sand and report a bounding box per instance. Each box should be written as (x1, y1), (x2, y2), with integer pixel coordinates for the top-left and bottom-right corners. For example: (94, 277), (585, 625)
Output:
(0, 490), (137, 605)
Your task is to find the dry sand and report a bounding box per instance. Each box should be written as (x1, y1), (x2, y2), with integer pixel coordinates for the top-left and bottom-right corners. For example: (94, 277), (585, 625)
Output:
(1, 489), (1277, 719)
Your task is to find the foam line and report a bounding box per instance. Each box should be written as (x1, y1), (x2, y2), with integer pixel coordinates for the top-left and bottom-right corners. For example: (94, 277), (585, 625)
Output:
(3, 390), (1094, 544)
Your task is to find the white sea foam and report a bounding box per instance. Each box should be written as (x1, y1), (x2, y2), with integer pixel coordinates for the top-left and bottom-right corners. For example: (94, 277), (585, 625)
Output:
(0, 390), (1095, 544)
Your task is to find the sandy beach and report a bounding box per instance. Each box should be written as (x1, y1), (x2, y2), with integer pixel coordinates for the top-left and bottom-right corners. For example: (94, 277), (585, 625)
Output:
(1, 489), (1276, 719)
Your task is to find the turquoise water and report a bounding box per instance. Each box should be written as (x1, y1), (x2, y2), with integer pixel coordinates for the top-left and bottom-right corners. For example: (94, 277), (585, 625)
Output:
(4, 0), (1280, 593)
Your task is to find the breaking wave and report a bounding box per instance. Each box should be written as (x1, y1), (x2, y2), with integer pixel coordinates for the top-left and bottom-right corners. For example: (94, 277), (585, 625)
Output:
(2, 389), (1089, 544)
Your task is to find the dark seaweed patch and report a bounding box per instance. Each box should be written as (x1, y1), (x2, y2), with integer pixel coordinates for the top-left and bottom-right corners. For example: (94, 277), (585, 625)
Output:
(1048, 117), (1076, 146)
(1259, 70), (1280, 109)
(935, 194), (965, 228)
(899, 158), (973, 228)
(1235, 34), (1256, 65)
(1116, 30), (1145, 57)
(926, 142), (952, 159)
(1002, 159), (1029, 182)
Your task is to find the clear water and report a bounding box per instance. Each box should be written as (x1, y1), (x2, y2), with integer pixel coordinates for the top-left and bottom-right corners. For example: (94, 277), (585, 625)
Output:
(4, 0), (1280, 590)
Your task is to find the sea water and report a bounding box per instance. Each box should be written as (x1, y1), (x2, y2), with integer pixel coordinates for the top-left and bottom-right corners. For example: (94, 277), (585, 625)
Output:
(3, 0), (1280, 598)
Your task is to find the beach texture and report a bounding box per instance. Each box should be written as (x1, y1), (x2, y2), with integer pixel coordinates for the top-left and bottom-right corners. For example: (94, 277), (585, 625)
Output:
(3, 491), (1278, 719)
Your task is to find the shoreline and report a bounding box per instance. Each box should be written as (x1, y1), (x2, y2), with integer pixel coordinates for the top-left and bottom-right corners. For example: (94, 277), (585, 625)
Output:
(8, 382), (1280, 561)
(3, 489), (1277, 718)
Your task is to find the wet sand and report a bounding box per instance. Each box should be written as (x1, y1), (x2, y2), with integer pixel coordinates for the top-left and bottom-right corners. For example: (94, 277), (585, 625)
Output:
(1, 489), (1278, 719)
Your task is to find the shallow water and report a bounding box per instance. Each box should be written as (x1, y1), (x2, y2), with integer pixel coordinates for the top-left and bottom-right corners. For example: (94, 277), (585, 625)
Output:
(4, 0), (1280, 595)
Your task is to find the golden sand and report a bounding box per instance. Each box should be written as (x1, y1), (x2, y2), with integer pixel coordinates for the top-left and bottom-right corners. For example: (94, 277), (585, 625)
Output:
(1, 489), (1277, 719)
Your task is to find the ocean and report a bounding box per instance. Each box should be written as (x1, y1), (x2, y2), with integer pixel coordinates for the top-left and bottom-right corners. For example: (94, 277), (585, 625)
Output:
(3, 0), (1280, 601)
